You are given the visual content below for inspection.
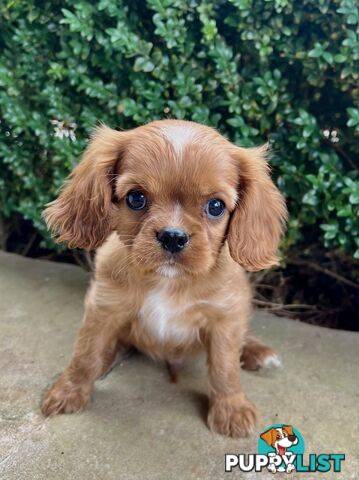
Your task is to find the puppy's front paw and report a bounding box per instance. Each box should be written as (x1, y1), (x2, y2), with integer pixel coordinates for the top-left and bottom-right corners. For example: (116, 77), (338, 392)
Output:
(41, 376), (91, 416)
(207, 393), (257, 438)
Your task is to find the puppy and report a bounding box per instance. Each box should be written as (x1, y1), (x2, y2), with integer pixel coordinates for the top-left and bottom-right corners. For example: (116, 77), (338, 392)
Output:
(41, 120), (287, 438)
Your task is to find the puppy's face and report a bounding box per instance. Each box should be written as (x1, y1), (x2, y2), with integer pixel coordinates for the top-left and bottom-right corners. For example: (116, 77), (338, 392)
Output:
(44, 120), (287, 274)
(112, 124), (238, 277)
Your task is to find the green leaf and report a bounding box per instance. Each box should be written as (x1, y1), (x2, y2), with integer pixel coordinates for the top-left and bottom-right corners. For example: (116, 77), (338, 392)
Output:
(308, 43), (323, 58)
(322, 51), (333, 63)
(337, 207), (352, 217)
(133, 57), (155, 72)
(349, 192), (359, 204)
(334, 54), (346, 63)
(303, 191), (318, 206)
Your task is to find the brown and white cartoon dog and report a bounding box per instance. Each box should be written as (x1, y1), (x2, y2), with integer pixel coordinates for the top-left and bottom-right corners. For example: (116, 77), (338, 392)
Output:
(260, 425), (298, 473)
(41, 119), (287, 438)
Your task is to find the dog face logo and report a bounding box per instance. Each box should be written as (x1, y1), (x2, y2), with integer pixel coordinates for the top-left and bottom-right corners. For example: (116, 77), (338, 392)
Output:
(226, 424), (345, 474)
(259, 424), (302, 473)
(261, 425), (298, 455)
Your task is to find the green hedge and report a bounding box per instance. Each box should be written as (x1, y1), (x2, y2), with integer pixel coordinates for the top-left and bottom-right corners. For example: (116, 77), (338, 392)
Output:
(1, 0), (358, 259)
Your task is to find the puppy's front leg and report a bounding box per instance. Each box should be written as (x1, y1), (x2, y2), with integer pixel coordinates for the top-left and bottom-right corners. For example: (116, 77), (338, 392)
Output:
(207, 321), (257, 438)
(42, 307), (126, 416)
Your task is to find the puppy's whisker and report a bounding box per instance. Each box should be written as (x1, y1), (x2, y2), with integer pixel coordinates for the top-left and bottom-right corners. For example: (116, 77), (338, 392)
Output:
(111, 254), (139, 280)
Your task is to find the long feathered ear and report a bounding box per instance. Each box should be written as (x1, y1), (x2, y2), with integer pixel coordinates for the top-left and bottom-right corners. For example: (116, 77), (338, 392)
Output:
(227, 145), (287, 271)
(43, 125), (129, 250)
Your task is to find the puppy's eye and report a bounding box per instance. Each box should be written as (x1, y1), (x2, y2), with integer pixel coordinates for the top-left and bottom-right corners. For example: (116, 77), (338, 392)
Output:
(205, 198), (226, 219)
(126, 190), (147, 210)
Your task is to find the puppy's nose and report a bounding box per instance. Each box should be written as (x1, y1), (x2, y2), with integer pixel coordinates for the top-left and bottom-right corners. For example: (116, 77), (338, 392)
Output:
(157, 228), (189, 254)
(288, 435), (296, 442)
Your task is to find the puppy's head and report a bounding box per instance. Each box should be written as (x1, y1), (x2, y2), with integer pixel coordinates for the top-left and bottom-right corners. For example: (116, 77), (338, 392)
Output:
(260, 425), (298, 450)
(44, 120), (287, 276)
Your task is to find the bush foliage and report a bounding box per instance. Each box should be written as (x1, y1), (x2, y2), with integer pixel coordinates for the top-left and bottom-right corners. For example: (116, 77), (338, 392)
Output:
(0, 0), (358, 260)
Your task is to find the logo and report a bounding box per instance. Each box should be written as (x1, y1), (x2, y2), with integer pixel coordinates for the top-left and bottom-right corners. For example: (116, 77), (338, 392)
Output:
(225, 423), (345, 474)
(258, 424), (304, 473)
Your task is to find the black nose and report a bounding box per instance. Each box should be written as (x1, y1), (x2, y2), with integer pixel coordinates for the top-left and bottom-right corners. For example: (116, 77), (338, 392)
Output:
(288, 435), (296, 442)
(157, 228), (189, 254)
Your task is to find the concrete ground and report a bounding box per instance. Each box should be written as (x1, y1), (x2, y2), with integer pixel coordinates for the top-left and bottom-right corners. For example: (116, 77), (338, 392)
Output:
(0, 251), (358, 479)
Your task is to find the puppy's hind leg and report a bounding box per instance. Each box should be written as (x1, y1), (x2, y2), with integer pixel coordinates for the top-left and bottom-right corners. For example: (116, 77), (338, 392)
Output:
(240, 335), (282, 371)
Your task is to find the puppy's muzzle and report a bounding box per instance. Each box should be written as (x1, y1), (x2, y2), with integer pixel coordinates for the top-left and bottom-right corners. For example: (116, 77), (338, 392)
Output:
(157, 228), (189, 254)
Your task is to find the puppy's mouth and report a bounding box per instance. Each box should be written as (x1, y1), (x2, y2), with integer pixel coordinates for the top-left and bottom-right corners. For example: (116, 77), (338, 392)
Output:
(155, 256), (185, 278)
(278, 445), (286, 455)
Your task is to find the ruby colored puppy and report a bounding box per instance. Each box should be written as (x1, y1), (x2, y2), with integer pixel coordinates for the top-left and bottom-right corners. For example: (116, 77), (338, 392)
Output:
(41, 120), (287, 438)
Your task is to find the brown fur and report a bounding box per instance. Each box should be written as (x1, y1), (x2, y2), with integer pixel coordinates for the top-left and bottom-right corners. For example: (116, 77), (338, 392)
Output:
(41, 120), (287, 438)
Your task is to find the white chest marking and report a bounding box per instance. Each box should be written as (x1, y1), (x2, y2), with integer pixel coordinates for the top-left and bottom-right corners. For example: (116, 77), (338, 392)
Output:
(139, 285), (196, 344)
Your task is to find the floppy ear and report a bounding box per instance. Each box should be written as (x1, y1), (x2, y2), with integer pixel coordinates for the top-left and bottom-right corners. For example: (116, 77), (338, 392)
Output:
(43, 125), (129, 250)
(282, 425), (294, 436)
(260, 428), (275, 446)
(227, 145), (287, 271)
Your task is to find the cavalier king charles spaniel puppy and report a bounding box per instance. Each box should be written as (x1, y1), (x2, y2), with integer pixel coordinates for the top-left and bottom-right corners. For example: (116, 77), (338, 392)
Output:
(41, 120), (287, 438)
